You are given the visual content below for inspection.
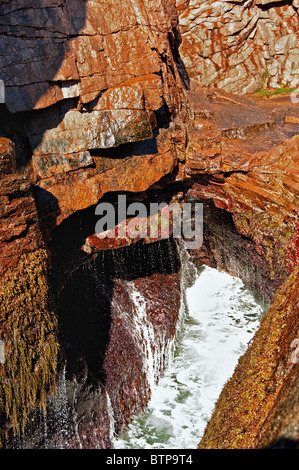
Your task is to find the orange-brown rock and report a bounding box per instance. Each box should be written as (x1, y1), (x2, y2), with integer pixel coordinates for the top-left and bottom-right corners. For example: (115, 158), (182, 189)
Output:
(0, 140), (44, 276)
(27, 75), (165, 156)
(185, 89), (299, 286)
(186, 87), (299, 174)
(0, 0), (188, 193)
(0, 0), (299, 451)
(181, 87), (299, 447)
(198, 266), (299, 449)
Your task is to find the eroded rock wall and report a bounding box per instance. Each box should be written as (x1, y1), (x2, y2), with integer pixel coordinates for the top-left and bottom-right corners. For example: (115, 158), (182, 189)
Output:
(185, 87), (299, 286)
(198, 265), (299, 449)
(0, 0), (188, 446)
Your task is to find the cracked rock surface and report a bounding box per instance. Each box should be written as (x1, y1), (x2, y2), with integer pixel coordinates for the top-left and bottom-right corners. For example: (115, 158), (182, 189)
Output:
(177, 0), (299, 94)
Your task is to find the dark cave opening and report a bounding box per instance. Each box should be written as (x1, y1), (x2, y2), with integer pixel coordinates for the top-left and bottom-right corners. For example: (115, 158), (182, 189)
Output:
(6, 192), (275, 449)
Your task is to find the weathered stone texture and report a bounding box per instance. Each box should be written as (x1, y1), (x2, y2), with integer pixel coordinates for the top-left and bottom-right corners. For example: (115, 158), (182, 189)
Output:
(0, 0), (182, 113)
(0, 138), (16, 175)
(0, 0), (188, 235)
(0, 0), (187, 179)
(198, 266), (299, 449)
(0, 0), (299, 451)
(0, 141), (44, 277)
(177, 0), (299, 94)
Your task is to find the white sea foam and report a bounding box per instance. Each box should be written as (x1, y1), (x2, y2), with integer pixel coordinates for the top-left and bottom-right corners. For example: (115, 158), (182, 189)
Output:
(114, 265), (265, 449)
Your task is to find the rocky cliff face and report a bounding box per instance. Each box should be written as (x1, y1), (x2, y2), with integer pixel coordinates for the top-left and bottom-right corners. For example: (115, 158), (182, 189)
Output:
(177, 0), (299, 94)
(185, 86), (299, 292)
(0, 0), (189, 231)
(1, 0), (182, 114)
(0, 0), (299, 450)
(0, 135), (58, 444)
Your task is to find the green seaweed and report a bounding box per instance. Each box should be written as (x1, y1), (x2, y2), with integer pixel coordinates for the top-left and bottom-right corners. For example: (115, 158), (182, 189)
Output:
(255, 86), (296, 97)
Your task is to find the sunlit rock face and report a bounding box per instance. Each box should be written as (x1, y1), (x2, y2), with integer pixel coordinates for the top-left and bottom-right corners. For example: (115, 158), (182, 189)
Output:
(0, 0), (299, 452)
(177, 0), (299, 94)
(198, 265), (299, 449)
(0, 0), (189, 228)
(1, 0), (182, 114)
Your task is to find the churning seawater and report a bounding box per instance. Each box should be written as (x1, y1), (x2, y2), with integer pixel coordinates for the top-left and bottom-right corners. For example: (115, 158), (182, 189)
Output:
(114, 265), (266, 449)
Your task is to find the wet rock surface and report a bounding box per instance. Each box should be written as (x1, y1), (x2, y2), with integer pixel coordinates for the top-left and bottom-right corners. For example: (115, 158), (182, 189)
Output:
(0, 0), (182, 114)
(198, 265), (299, 449)
(177, 0), (299, 94)
(0, 0), (299, 450)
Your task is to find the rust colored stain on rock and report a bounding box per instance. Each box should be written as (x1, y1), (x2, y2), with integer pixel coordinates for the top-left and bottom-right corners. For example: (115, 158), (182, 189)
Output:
(103, 272), (181, 435)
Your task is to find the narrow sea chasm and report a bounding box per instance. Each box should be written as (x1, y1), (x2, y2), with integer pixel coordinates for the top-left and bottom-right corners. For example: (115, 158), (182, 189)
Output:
(114, 265), (266, 449)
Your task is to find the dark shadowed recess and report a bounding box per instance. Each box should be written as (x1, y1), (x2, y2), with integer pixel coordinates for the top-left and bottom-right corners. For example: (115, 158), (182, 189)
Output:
(57, 236), (180, 383)
(47, 182), (182, 400)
